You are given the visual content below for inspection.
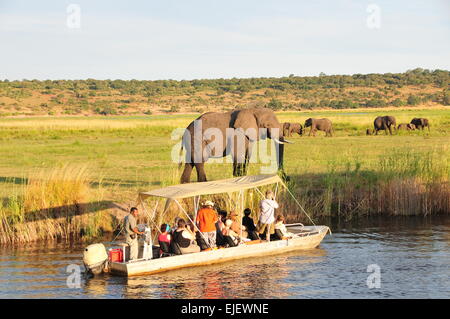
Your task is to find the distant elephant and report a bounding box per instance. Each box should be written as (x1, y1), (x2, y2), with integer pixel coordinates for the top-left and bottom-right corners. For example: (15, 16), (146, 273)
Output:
(374, 116), (396, 135)
(304, 118), (333, 137)
(410, 118), (430, 131)
(180, 108), (292, 183)
(283, 122), (303, 137)
(397, 123), (416, 131)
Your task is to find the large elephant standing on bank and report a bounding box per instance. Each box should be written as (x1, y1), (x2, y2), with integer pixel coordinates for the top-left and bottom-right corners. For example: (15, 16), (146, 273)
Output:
(410, 118), (430, 131)
(304, 118), (333, 137)
(374, 116), (396, 135)
(179, 108), (291, 183)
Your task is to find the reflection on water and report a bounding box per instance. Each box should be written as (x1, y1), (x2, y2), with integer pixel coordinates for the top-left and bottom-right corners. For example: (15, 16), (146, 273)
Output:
(0, 216), (449, 298)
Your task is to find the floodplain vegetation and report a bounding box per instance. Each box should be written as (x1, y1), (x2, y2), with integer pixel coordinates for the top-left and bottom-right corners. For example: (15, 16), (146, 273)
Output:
(0, 93), (449, 244)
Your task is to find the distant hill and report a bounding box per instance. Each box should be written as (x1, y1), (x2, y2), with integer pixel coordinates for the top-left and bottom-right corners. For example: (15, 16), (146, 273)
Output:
(0, 68), (448, 116)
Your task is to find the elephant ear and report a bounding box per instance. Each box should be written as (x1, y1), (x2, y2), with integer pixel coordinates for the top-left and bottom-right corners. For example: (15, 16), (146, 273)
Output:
(233, 109), (259, 141)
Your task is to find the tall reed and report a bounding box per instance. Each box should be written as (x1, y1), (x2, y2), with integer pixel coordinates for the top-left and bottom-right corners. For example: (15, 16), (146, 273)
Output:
(0, 165), (114, 244)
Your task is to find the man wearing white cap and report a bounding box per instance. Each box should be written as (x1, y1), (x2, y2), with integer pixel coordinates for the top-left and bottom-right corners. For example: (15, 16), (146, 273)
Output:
(196, 200), (218, 248)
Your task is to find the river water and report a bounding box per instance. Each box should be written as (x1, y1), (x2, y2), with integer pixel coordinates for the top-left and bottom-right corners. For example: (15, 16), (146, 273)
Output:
(0, 216), (449, 299)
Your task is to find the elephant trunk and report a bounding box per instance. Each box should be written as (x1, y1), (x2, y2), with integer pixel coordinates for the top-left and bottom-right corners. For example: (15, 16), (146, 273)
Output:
(276, 142), (284, 171)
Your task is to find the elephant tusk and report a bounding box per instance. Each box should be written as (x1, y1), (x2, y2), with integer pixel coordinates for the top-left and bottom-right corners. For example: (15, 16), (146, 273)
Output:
(273, 138), (284, 144)
(282, 139), (294, 144)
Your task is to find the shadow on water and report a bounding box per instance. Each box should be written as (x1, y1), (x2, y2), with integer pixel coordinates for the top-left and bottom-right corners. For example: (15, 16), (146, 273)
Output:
(83, 248), (327, 299)
(0, 215), (449, 298)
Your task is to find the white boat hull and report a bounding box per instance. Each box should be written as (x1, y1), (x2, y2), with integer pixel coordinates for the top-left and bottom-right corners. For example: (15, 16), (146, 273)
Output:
(109, 225), (329, 277)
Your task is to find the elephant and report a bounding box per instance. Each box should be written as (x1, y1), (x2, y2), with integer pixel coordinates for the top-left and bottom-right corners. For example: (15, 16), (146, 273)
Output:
(397, 123), (416, 131)
(304, 118), (333, 137)
(366, 128), (374, 135)
(282, 122), (303, 137)
(373, 116), (396, 135)
(179, 108), (291, 183)
(410, 118), (430, 131)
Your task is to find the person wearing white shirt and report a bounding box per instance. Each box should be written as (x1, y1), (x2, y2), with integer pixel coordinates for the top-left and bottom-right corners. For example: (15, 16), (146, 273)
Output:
(257, 190), (279, 241)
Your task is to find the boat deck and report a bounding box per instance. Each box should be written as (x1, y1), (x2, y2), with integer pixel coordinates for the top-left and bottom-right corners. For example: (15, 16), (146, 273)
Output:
(109, 226), (329, 277)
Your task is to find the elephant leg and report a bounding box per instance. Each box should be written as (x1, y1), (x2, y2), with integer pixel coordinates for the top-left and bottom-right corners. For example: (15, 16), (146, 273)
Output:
(233, 140), (252, 177)
(233, 162), (241, 177)
(275, 142), (289, 181)
(195, 163), (207, 182)
(233, 162), (247, 177)
(243, 141), (254, 175)
(180, 163), (194, 184)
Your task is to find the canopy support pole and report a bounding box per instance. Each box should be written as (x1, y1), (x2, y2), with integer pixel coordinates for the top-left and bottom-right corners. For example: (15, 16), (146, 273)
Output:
(142, 199), (163, 243)
(279, 181), (316, 226)
(193, 196), (200, 223)
(174, 199), (212, 249)
(240, 189), (244, 238)
(254, 187), (265, 199)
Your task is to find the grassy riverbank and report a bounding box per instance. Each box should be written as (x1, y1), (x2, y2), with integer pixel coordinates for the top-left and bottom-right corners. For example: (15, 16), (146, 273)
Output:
(0, 107), (449, 244)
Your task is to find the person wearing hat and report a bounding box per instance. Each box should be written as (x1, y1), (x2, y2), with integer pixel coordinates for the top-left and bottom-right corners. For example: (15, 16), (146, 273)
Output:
(257, 190), (279, 241)
(196, 200), (218, 248)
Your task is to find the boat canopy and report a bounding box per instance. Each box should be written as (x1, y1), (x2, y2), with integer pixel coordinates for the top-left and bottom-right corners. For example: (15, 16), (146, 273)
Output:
(139, 174), (283, 200)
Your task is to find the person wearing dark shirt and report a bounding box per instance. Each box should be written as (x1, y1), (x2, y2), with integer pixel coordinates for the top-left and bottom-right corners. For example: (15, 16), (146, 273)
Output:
(242, 208), (259, 240)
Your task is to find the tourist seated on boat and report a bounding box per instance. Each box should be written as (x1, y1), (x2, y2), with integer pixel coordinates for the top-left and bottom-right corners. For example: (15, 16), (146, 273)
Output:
(274, 215), (296, 239)
(228, 211), (248, 239)
(170, 217), (182, 234)
(196, 200), (218, 249)
(158, 223), (172, 257)
(215, 210), (228, 247)
(223, 219), (240, 247)
(172, 218), (201, 254)
(242, 208), (259, 240)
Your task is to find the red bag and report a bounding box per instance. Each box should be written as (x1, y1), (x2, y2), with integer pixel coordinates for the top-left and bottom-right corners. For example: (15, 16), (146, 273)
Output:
(108, 248), (123, 262)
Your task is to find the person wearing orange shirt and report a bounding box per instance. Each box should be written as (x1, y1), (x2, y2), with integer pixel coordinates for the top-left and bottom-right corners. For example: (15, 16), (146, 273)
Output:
(196, 200), (218, 248)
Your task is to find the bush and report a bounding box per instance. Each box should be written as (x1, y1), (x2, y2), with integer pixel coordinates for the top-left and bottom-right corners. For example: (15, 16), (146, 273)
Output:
(94, 105), (117, 115)
(392, 98), (405, 107)
(407, 95), (421, 105)
(169, 105), (180, 113)
(366, 99), (387, 108)
(267, 98), (283, 110)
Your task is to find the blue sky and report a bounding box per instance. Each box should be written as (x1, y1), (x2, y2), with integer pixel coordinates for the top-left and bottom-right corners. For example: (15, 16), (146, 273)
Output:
(0, 0), (449, 80)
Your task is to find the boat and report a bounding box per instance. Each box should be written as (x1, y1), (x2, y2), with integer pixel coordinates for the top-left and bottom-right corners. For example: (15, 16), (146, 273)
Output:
(83, 174), (330, 277)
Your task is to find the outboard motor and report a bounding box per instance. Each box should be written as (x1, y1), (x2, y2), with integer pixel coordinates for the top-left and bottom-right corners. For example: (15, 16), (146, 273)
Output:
(83, 243), (108, 275)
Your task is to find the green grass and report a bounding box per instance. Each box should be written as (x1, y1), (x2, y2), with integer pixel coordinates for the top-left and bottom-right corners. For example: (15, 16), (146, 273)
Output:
(0, 107), (449, 243)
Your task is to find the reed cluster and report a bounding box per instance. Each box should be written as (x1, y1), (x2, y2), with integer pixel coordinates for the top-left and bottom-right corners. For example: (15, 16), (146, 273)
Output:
(278, 149), (449, 222)
(0, 165), (115, 244)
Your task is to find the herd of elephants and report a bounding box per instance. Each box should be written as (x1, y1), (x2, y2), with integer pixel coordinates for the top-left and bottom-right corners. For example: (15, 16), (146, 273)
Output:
(179, 108), (431, 184)
(284, 115), (431, 137)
